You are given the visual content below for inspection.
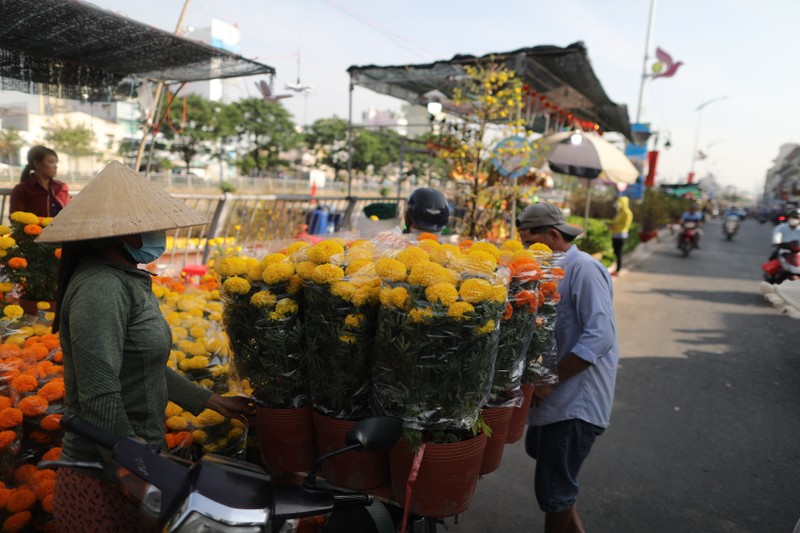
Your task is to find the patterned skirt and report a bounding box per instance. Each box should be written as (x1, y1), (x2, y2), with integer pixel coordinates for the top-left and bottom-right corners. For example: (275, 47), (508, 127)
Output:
(53, 467), (159, 533)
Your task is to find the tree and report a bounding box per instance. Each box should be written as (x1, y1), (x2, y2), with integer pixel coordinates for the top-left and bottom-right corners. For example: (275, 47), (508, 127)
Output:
(44, 119), (95, 158)
(0, 128), (23, 164)
(306, 117), (349, 177)
(230, 98), (299, 175)
(159, 93), (216, 173)
(430, 63), (542, 238)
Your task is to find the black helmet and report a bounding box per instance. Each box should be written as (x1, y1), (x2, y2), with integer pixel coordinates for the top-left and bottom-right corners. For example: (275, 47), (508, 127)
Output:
(405, 187), (449, 232)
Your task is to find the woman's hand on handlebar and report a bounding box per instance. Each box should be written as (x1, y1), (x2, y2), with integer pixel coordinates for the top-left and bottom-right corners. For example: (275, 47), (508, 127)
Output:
(205, 393), (256, 425)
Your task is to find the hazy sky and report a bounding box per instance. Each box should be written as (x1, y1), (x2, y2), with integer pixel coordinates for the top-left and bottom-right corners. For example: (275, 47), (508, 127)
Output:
(87, 0), (800, 195)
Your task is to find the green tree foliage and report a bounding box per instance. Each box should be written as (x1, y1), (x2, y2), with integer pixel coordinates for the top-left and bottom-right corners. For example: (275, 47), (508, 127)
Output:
(44, 119), (95, 157)
(159, 93), (216, 172)
(230, 98), (299, 175)
(306, 117), (349, 177)
(0, 128), (23, 164)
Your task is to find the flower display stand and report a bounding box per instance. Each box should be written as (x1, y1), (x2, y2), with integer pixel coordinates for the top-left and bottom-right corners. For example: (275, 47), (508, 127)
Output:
(311, 410), (390, 490)
(505, 383), (535, 443)
(389, 433), (487, 518)
(479, 407), (513, 474)
(256, 405), (316, 473)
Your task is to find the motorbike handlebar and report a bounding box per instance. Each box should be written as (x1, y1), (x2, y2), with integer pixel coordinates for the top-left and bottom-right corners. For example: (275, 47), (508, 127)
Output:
(60, 412), (120, 450)
(332, 492), (373, 507)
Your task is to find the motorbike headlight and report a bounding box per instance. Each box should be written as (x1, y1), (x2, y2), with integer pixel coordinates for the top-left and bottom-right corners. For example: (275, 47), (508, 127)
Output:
(171, 511), (265, 533)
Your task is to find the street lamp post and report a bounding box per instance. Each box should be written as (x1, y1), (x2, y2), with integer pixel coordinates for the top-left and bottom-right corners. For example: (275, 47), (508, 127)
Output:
(689, 96), (728, 180)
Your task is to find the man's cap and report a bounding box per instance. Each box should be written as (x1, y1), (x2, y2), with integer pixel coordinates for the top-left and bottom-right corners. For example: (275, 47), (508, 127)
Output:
(36, 161), (207, 243)
(516, 202), (583, 237)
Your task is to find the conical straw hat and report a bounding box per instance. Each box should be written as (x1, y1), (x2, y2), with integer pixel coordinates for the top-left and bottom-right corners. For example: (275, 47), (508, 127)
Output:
(37, 161), (207, 243)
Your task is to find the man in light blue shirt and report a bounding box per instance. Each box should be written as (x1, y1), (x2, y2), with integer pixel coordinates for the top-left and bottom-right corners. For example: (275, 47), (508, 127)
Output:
(515, 202), (619, 533)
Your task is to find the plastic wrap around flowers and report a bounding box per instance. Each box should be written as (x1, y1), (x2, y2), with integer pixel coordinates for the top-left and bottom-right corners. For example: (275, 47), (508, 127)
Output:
(372, 237), (508, 430)
(298, 239), (380, 420)
(487, 241), (548, 408)
(217, 252), (307, 408)
(523, 251), (565, 386)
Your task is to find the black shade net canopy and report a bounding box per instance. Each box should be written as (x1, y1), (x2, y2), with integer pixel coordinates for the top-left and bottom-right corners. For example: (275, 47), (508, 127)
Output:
(0, 0), (275, 101)
(347, 42), (631, 140)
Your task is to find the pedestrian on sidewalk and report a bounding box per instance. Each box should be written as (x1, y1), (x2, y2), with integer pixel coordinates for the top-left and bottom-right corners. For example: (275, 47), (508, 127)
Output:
(605, 195), (634, 275)
(516, 202), (619, 533)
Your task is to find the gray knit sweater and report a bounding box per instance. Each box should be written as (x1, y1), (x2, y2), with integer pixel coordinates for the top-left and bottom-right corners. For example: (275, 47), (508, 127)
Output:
(59, 258), (212, 466)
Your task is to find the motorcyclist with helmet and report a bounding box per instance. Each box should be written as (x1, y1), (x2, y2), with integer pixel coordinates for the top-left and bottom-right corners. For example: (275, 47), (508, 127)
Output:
(769, 208), (800, 260)
(678, 203), (704, 249)
(404, 187), (450, 236)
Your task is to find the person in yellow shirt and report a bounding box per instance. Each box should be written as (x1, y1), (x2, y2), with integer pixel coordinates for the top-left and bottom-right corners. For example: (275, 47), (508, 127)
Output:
(606, 196), (634, 276)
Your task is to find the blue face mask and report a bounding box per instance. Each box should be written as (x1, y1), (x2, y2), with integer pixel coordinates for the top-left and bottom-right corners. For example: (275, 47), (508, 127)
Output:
(122, 231), (167, 264)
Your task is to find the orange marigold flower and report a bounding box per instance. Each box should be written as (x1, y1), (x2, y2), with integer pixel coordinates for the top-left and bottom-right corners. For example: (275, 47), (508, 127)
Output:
(7, 257), (27, 269)
(0, 408), (23, 430)
(175, 431), (193, 448)
(40, 334), (60, 351)
(458, 239), (473, 250)
(417, 232), (439, 242)
(41, 493), (54, 514)
(0, 487), (9, 508)
(0, 430), (17, 450)
(33, 479), (55, 499)
(0, 344), (21, 358)
(509, 257), (542, 282)
(6, 489), (36, 513)
(40, 414), (62, 431)
(0, 397), (11, 410)
(13, 464), (37, 485)
(515, 289), (540, 314)
(32, 469), (56, 484)
(1, 369), (20, 381)
(51, 350), (62, 363)
(42, 447), (61, 461)
(22, 224), (42, 236)
(539, 281), (558, 299)
(165, 433), (176, 449)
(502, 302), (513, 321)
(22, 336), (40, 348)
(22, 344), (49, 362)
(18, 395), (48, 417)
(10, 375), (36, 393)
(549, 267), (565, 280)
(54, 248), (62, 259)
(2, 511), (31, 533)
(38, 379), (64, 402)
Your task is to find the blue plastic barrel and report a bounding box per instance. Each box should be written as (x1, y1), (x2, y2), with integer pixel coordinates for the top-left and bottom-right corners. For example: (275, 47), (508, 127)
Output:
(308, 207), (329, 235)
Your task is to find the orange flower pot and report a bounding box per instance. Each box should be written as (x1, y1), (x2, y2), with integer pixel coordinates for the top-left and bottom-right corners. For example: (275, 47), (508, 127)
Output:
(256, 405), (316, 473)
(479, 407), (513, 474)
(506, 383), (535, 443)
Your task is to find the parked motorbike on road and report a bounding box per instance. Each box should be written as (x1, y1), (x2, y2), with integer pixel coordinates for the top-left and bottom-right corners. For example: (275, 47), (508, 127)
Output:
(763, 240), (800, 284)
(723, 216), (740, 241)
(41, 412), (419, 533)
(678, 222), (700, 257)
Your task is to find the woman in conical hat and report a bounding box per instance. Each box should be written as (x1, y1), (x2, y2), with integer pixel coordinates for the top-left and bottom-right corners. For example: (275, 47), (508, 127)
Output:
(38, 162), (254, 533)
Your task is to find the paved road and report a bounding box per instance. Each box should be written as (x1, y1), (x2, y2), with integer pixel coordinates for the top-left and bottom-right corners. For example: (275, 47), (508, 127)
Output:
(448, 218), (800, 533)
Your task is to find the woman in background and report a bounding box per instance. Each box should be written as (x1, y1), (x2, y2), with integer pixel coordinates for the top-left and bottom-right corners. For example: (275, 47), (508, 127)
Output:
(10, 145), (70, 217)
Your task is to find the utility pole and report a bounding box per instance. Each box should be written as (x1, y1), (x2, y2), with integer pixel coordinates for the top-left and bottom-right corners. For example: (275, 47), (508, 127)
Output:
(635, 0), (657, 124)
(133, 0), (192, 172)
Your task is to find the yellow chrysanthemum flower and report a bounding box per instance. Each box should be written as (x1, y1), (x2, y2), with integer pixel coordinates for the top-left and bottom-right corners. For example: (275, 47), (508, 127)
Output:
(195, 409), (225, 427)
(222, 277), (251, 295)
(165, 402), (183, 418)
(3, 305), (23, 319)
(498, 250), (514, 266)
(477, 319), (496, 335)
(470, 241), (501, 260)
(501, 240), (524, 251)
(287, 274), (303, 294)
(425, 282), (459, 305)
(312, 263), (345, 284)
(36, 301), (50, 310)
(345, 259), (372, 276)
(447, 301), (475, 320)
(529, 243), (552, 253)
(491, 285), (508, 303)
(275, 298), (299, 315)
(351, 286), (377, 307)
(170, 350), (187, 362)
(260, 253), (288, 267)
(0, 237), (15, 250)
(346, 242), (375, 262)
(331, 281), (357, 301)
(375, 257), (407, 282)
(40, 217), (54, 227)
(296, 261), (317, 280)
(417, 239), (438, 252)
(409, 307), (434, 323)
(166, 416), (188, 431)
(407, 261), (453, 287)
(44, 312), (55, 322)
(268, 311), (285, 321)
(379, 286), (410, 310)
(0, 225), (10, 235)
(10, 211), (39, 225)
(247, 262), (264, 282)
(250, 290), (277, 308)
(344, 313), (364, 328)
(192, 430), (208, 444)
(396, 247), (429, 269)
(451, 251), (497, 275)
(428, 244), (460, 267)
(339, 334), (357, 344)
(285, 240), (310, 256)
(307, 240), (345, 264)
(0, 282), (13, 293)
(215, 256), (249, 278)
(459, 278), (493, 304)
(262, 262), (295, 285)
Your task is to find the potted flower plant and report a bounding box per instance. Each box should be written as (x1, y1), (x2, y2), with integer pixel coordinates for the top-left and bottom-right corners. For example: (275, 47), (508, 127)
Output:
(0, 212), (61, 313)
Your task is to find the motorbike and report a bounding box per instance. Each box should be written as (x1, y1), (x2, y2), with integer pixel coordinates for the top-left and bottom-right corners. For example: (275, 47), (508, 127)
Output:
(723, 215), (740, 241)
(40, 412), (430, 533)
(678, 221), (699, 257)
(762, 240), (800, 284)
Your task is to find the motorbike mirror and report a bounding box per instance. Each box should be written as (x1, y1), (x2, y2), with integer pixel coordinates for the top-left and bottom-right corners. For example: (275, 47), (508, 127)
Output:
(345, 416), (403, 452)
